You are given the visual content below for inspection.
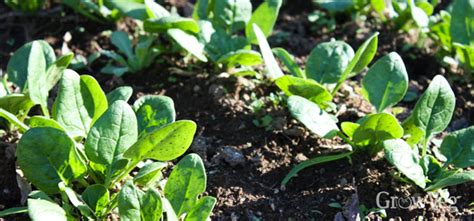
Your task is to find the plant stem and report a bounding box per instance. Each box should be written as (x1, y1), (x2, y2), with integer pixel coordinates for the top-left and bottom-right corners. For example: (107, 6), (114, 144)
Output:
(337, 131), (355, 147)
(421, 139), (428, 157)
(40, 105), (50, 118)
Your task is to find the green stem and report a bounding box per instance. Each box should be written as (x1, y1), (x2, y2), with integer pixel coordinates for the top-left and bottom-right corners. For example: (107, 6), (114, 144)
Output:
(40, 105), (50, 118)
(337, 131), (355, 147)
(421, 139), (428, 157)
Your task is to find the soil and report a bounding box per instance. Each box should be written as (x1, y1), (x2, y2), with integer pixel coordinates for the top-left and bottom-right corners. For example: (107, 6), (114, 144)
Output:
(0, 1), (473, 220)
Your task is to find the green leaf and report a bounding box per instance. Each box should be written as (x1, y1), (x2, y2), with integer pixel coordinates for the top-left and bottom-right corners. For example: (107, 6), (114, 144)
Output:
(85, 100), (138, 184)
(450, 0), (474, 45)
(425, 170), (474, 191)
(352, 113), (404, 154)
(287, 95), (339, 138)
(305, 41), (355, 84)
(45, 53), (74, 91)
(371, 0), (386, 20)
(453, 43), (474, 71)
(192, 0), (210, 19)
(26, 116), (64, 130)
(53, 70), (108, 138)
(402, 116), (425, 147)
(411, 75), (455, 140)
(165, 154), (207, 216)
(145, 16), (200, 34)
(106, 0), (149, 20)
(82, 184), (109, 216)
(408, 0), (429, 28)
(272, 47), (305, 78)
(25, 42), (48, 108)
(341, 122), (359, 139)
(0, 94), (35, 118)
(118, 181), (141, 220)
(213, 0), (252, 32)
(58, 182), (95, 219)
(107, 86), (133, 104)
(139, 189), (163, 221)
(28, 198), (67, 221)
(134, 162), (167, 187)
(245, 0), (282, 44)
(440, 126), (474, 168)
(17, 127), (87, 194)
(124, 120), (197, 165)
(185, 196), (217, 221)
(145, 0), (170, 18)
(281, 151), (353, 187)
(383, 139), (426, 188)
(167, 29), (208, 62)
(314, 0), (353, 12)
(275, 75), (332, 108)
(217, 49), (262, 67)
(111, 31), (135, 61)
(7, 40), (55, 90)
(0, 108), (29, 132)
(0, 206), (28, 217)
(133, 95), (176, 136)
(346, 32), (379, 78)
(362, 52), (408, 112)
(254, 24), (284, 79)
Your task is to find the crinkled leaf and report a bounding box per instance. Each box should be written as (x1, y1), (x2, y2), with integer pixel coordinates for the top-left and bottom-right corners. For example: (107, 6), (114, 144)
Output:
(133, 95), (176, 136)
(306, 41), (355, 84)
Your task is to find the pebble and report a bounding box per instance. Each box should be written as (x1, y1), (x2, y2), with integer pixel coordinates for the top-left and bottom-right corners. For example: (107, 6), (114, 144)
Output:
(294, 153), (308, 163)
(222, 146), (245, 167)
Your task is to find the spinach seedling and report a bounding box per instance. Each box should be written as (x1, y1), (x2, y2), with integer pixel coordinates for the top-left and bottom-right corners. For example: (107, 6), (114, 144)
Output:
(1, 40), (73, 130)
(0, 70), (216, 220)
(101, 31), (160, 76)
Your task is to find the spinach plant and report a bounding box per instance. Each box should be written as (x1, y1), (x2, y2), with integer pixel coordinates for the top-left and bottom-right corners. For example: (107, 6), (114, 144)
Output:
(1, 40), (73, 130)
(429, 0), (474, 75)
(0, 69), (216, 220)
(101, 31), (160, 76)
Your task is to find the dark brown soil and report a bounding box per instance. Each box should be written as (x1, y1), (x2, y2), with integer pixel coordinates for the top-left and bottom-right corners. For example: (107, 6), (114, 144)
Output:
(0, 1), (473, 221)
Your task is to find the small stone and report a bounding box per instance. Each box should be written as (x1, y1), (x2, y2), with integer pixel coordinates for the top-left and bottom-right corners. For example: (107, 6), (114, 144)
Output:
(221, 146), (245, 167)
(193, 85), (201, 92)
(294, 153), (308, 163)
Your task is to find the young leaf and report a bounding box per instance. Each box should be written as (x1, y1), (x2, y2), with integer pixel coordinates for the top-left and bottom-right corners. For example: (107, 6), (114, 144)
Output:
(439, 126), (474, 168)
(85, 101), (138, 184)
(341, 122), (360, 139)
(287, 95), (339, 138)
(124, 120), (197, 165)
(346, 32), (379, 78)
(362, 52), (408, 112)
(425, 170), (474, 191)
(411, 75), (455, 140)
(449, 0), (474, 45)
(7, 40), (55, 90)
(111, 31), (136, 61)
(0, 108), (29, 133)
(28, 198), (67, 221)
(245, 0), (283, 44)
(133, 95), (176, 136)
(275, 75), (332, 108)
(139, 189), (163, 221)
(185, 196), (217, 221)
(383, 139), (426, 188)
(402, 116), (425, 146)
(26, 116), (65, 131)
(134, 162), (167, 187)
(253, 24), (284, 79)
(352, 113), (404, 153)
(216, 49), (262, 67)
(165, 154), (207, 216)
(144, 16), (200, 34)
(82, 184), (109, 216)
(45, 53), (74, 91)
(167, 29), (208, 62)
(53, 70), (108, 138)
(118, 181), (141, 220)
(17, 127), (87, 194)
(106, 86), (133, 104)
(213, 0), (252, 32)
(305, 41), (355, 84)
(281, 151), (353, 187)
(272, 47), (305, 78)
